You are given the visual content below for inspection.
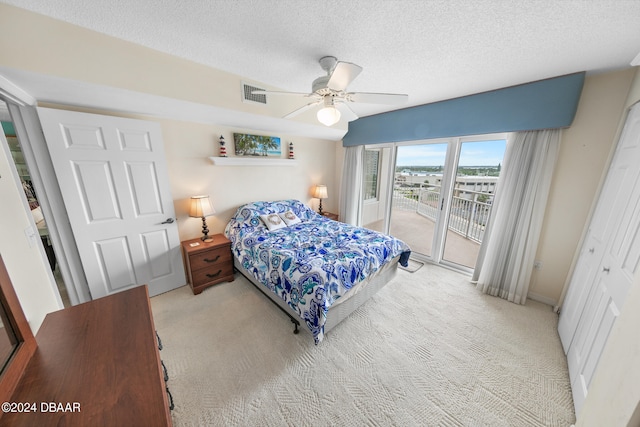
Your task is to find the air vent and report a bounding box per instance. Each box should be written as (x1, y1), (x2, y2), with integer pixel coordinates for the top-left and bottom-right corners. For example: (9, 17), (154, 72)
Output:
(242, 83), (267, 105)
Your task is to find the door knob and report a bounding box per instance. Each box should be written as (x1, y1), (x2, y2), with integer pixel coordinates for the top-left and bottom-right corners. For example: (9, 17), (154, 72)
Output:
(160, 218), (175, 224)
(588, 248), (594, 253)
(602, 267), (610, 273)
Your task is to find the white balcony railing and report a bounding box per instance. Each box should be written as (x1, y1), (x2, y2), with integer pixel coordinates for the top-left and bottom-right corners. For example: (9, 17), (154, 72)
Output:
(392, 184), (493, 243)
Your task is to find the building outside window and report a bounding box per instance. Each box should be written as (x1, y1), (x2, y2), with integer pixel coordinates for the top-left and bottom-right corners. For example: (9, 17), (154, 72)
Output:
(364, 149), (381, 201)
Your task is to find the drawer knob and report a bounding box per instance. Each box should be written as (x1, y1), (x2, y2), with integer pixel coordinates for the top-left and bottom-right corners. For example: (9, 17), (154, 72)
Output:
(206, 270), (222, 279)
(204, 255), (221, 263)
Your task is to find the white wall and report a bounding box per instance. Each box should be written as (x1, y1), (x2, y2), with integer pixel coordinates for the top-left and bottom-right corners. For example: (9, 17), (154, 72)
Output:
(0, 132), (61, 332)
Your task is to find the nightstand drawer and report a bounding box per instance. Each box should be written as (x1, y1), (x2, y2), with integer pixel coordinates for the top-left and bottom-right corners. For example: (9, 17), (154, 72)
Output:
(190, 246), (232, 271)
(191, 262), (234, 287)
(182, 234), (235, 295)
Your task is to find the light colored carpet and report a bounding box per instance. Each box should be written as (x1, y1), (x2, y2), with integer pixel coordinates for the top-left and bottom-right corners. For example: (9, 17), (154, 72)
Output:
(151, 264), (575, 426)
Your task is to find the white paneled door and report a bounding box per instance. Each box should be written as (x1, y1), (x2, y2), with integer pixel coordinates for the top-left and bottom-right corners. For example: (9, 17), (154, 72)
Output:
(559, 102), (640, 414)
(37, 108), (185, 298)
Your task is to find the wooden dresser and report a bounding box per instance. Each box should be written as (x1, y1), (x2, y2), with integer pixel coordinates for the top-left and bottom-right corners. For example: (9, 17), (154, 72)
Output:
(2, 285), (172, 426)
(182, 234), (235, 295)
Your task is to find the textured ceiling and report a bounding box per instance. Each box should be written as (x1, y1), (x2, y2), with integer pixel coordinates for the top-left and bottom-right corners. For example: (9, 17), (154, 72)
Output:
(2, 0), (640, 123)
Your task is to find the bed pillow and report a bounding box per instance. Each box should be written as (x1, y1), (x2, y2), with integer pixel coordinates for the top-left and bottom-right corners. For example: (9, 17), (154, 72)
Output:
(259, 213), (287, 231)
(279, 210), (302, 226)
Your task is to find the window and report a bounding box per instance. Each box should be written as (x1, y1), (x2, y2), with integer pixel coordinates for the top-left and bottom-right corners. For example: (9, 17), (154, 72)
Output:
(364, 149), (381, 201)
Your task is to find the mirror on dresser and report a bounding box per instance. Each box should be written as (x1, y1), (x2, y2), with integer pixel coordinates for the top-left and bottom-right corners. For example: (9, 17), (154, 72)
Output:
(0, 297), (18, 372)
(0, 255), (37, 404)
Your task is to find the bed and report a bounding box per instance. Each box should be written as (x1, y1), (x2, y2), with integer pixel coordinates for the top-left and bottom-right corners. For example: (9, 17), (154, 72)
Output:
(224, 199), (411, 343)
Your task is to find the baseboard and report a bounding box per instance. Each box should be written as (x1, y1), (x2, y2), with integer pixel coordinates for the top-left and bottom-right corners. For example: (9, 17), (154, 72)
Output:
(527, 292), (557, 308)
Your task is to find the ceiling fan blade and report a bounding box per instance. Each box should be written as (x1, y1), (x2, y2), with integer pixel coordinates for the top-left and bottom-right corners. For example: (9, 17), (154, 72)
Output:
(347, 92), (408, 105)
(283, 100), (323, 119)
(252, 90), (312, 97)
(327, 61), (363, 91)
(335, 102), (359, 122)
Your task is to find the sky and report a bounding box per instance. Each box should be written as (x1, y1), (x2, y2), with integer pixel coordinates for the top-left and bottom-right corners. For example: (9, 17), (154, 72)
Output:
(395, 139), (506, 167)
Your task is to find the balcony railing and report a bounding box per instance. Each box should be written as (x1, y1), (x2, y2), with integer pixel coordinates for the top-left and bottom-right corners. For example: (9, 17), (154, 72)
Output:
(393, 184), (493, 243)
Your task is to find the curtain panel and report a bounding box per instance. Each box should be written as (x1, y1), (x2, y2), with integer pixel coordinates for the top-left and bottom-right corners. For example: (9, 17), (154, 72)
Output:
(473, 129), (561, 304)
(339, 145), (364, 225)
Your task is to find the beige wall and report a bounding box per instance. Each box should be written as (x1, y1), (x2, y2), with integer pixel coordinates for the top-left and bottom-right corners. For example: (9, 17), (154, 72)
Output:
(575, 67), (640, 427)
(0, 4), (337, 333)
(0, 3), (346, 132)
(528, 69), (636, 305)
(0, 134), (61, 332)
(159, 118), (337, 240)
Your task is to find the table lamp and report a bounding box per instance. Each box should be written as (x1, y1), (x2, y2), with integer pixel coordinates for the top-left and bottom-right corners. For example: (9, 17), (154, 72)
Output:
(312, 185), (328, 215)
(189, 195), (215, 242)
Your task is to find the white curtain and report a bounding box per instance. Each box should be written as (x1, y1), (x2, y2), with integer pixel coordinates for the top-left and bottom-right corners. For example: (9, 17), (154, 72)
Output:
(339, 145), (364, 225)
(472, 129), (560, 304)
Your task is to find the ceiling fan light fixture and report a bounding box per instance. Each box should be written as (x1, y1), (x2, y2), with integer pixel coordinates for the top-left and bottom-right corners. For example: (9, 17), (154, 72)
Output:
(257, 56), (406, 124)
(317, 106), (341, 126)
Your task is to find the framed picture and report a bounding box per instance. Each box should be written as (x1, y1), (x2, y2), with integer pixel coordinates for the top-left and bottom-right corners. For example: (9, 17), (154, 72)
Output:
(233, 133), (281, 157)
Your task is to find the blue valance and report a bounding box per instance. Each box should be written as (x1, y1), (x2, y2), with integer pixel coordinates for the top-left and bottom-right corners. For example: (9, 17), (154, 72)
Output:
(343, 72), (585, 146)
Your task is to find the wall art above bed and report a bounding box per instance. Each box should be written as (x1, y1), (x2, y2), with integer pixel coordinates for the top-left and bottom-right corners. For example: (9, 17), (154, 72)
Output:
(233, 133), (281, 157)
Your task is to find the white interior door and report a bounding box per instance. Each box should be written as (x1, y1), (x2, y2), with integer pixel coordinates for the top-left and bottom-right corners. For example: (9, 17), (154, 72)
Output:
(559, 102), (640, 414)
(37, 107), (185, 298)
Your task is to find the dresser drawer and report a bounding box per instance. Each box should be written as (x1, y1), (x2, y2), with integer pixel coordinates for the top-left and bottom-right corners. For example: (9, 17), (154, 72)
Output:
(190, 245), (231, 271)
(191, 262), (234, 287)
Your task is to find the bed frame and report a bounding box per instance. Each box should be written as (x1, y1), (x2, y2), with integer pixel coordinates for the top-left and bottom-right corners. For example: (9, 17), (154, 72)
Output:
(234, 255), (400, 339)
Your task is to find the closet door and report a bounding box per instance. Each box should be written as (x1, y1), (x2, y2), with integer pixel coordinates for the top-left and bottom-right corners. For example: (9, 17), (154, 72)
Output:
(557, 113), (636, 350)
(559, 102), (640, 414)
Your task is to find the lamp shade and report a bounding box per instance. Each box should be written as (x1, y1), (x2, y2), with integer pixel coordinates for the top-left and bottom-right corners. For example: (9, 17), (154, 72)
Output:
(189, 195), (215, 218)
(317, 107), (341, 126)
(312, 185), (328, 199)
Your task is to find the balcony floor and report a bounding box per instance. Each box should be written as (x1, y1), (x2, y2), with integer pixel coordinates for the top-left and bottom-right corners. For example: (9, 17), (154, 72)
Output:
(365, 208), (481, 269)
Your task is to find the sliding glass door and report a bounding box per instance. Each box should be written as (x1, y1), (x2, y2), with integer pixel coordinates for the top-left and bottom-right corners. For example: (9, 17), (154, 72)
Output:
(362, 135), (506, 272)
(389, 142), (449, 258)
(441, 139), (505, 269)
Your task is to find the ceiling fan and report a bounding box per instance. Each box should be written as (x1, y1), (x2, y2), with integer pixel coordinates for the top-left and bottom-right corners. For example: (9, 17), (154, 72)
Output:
(253, 56), (408, 126)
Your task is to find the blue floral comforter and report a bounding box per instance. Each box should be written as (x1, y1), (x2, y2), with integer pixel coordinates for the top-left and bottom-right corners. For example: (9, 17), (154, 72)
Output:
(224, 200), (411, 343)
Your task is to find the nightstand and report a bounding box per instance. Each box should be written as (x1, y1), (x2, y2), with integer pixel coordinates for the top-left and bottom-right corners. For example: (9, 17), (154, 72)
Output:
(181, 234), (234, 295)
(321, 212), (339, 221)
